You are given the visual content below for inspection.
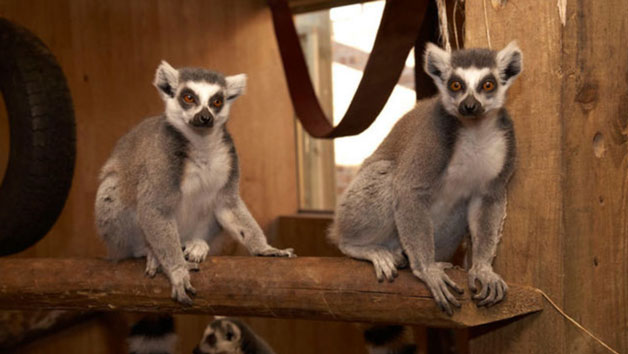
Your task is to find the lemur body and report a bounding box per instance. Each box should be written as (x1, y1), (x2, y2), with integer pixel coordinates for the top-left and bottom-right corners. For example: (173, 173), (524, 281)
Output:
(329, 42), (522, 315)
(95, 62), (294, 304)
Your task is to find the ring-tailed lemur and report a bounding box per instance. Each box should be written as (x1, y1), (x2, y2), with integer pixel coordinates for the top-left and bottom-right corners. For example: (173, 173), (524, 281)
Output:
(95, 61), (295, 304)
(329, 42), (522, 315)
(193, 317), (276, 354)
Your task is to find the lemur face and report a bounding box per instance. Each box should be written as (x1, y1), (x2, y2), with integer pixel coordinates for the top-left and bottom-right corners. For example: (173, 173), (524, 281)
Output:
(154, 61), (246, 134)
(193, 318), (242, 354)
(424, 42), (522, 121)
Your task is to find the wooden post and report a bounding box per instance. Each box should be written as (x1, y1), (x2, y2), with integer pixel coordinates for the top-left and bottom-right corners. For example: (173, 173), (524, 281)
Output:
(465, 0), (628, 353)
(0, 257), (542, 328)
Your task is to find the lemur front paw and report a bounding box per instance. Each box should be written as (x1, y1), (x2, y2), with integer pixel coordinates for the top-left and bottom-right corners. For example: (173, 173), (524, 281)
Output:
(468, 265), (508, 307)
(169, 266), (197, 305)
(413, 262), (464, 316)
(183, 239), (210, 263)
(255, 247), (296, 258)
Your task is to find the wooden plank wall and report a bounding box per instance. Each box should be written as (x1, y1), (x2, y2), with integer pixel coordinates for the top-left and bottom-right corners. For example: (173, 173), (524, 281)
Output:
(465, 1), (628, 353)
(0, 0), (321, 353)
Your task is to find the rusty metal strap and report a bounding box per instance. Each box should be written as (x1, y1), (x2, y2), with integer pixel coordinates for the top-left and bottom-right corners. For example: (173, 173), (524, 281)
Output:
(267, 0), (428, 138)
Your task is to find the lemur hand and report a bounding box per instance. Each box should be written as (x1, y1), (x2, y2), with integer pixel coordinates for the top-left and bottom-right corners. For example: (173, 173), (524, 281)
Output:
(468, 265), (507, 307)
(413, 262), (464, 316)
(168, 263), (198, 305)
(255, 246), (296, 258)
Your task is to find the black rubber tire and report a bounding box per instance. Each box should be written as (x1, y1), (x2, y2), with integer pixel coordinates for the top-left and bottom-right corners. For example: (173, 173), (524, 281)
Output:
(0, 18), (76, 256)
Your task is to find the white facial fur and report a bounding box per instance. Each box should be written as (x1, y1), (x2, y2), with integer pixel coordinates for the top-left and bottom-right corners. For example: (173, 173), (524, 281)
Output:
(424, 41), (522, 118)
(197, 321), (242, 354)
(153, 60), (247, 143)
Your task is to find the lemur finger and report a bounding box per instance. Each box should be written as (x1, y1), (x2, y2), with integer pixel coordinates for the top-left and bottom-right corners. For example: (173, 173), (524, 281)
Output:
(440, 282), (461, 308)
(437, 262), (454, 270)
(373, 261), (385, 282)
(468, 275), (478, 293)
(172, 287), (193, 305)
(478, 283), (496, 307)
(472, 281), (489, 301)
(381, 256), (397, 281)
(437, 292), (454, 316)
(492, 282), (505, 305)
(443, 273), (464, 294)
(184, 279), (197, 296)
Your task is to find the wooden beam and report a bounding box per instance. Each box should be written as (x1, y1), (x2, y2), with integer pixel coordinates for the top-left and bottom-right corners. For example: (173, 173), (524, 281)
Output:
(0, 257), (541, 328)
(288, 0), (378, 14)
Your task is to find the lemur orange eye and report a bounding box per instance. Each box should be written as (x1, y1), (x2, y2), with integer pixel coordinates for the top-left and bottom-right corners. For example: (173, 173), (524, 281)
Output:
(183, 94), (194, 103)
(213, 99), (223, 107)
(482, 81), (495, 91)
(449, 81), (462, 92)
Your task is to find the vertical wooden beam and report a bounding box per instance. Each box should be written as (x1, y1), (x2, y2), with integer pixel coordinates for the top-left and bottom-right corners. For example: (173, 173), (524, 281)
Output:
(560, 0), (628, 352)
(465, 1), (566, 353)
(466, 1), (628, 353)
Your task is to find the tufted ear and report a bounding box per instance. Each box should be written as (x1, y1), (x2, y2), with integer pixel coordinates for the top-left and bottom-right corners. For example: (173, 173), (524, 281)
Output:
(225, 74), (247, 101)
(153, 60), (179, 100)
(424, 42), (451, 82)
(496, 41), (523, 86)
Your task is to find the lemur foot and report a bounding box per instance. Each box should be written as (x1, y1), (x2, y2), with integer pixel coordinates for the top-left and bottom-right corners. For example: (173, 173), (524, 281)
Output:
(145, 250), (160, 278)
(169, 266), (196, 305)
(255, 247), (296, 258)
(183, 239), (210, 263)
(413, 262), (464, 316)
(468, 265), (507, 307)
(369, 248), (400, 282)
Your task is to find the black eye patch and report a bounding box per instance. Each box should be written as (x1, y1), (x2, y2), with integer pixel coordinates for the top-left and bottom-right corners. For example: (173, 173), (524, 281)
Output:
(476, 73), (498, 94)
(446, 74), (466, 96)
(209, 92), (225, 113)
(178, 88), (199, 109)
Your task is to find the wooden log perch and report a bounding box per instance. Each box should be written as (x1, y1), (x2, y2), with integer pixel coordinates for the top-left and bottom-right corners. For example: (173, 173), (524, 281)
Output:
(0, 257), (542, 328)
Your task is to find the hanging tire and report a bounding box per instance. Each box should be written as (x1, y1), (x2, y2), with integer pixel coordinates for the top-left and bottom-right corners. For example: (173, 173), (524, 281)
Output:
(0, 18), (76, 256)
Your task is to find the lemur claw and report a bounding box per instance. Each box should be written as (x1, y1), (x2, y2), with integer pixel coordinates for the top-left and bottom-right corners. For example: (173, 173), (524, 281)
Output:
(468, 266), (507, 307)
(169, 267), (196, 305)
(413, 262), (463, 316)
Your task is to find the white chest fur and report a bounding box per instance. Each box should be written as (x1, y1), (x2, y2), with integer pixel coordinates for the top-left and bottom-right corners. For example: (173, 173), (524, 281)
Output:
(431, 116), (507, 216)
(177, 132), (232, 238)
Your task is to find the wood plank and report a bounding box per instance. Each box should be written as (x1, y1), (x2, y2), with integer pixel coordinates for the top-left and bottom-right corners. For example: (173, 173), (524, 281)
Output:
(466, 1), (628, 353)
(560, 0), (628, 352)
(288, 0), (378, 14)
(465, 1), (566, 353)
(0, 257), (542, 328)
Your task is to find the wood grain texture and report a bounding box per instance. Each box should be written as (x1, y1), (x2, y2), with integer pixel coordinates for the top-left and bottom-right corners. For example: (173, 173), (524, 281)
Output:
(465, 1), (628, 353)
(0, 257), (542, 328)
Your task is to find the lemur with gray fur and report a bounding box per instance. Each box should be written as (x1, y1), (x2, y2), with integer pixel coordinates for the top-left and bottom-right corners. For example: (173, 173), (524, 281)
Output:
(95, 61), (294, 304)
(329, 42), (522, 315)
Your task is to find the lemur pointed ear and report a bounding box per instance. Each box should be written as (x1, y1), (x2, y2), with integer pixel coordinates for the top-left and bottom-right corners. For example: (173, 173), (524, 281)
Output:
(153, 60), (179, 99)
(424, 42), (451, 81)
(226, 74), (247, 101)
(496, 41), (523, 85)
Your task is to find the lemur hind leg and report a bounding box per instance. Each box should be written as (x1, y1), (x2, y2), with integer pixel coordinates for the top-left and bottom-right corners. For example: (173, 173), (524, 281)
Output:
(95, 173), (144, 260)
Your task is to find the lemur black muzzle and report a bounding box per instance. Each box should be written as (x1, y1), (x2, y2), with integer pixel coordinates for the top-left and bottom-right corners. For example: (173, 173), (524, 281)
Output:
(190, 107), (214, 128)
(458, 95), (484, 117)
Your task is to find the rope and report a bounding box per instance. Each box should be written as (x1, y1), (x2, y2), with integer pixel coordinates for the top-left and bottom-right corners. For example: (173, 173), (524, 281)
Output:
(535, 289), (619, 354)
(436, 0), (452, 52)
(482, 0), (492, 49)
(452, 0), (462, 50)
